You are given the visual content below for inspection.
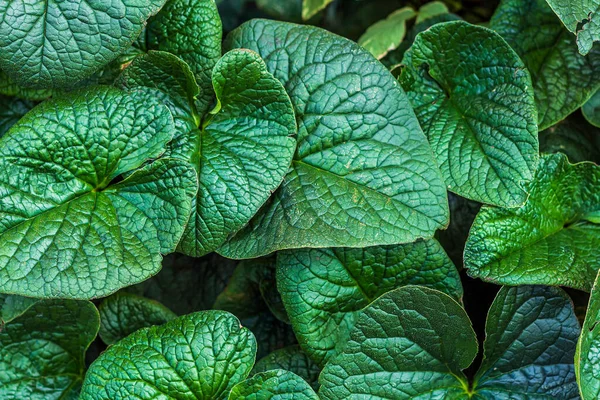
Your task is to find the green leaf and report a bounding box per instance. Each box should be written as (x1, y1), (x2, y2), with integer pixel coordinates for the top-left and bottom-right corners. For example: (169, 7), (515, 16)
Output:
(583, 89), (600, 127)
(491, 0), (600, 130)
(302, 0), (334, 20)
(221, 19), (449, 258)
(81, 310), (256, 400)
(576, 270), (600, 399)
(0, 294), (39, 325)
(277, 239), (462, 367)
(230, 370), (319, 400)
(0, 95), (35, 138)
(0, 300), (99, 399)
(0, 86), (197, 299)
(147, 0), (222, 116)
(474, 286), (580, 399)
(465, 153), (600, 291)
(318, 285), (579, 399)
(399, 20), (539, 207)
(0, 1), (166, 88)
(539, 113), (600, 163)
(545, 0), (600, 55)
(98, 292), (176, 345)
(318, 286), (476, 399)
(126, 252), (238, 315)
(358, 7), (417, 60)
(416, 1), (450, 24)
(181, 49), (297, 257)
(252, 346), (321, 390)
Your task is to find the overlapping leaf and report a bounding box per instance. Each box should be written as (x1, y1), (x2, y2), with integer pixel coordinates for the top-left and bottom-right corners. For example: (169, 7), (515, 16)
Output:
(230, 370), (319, 400)
(399, 20), (539, 207)
(545, 0), (600, 55)
(465, 153), (600, 291)
(277, 239), (462, 367)
(0, 1), (166, 88)
(0, 86), (197, 299)
(221, 19), (449, 258)
(252, 346), (321, 390)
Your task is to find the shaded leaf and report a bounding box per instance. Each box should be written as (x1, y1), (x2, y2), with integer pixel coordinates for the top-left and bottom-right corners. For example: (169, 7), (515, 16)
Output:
(230, 370), (319, 400)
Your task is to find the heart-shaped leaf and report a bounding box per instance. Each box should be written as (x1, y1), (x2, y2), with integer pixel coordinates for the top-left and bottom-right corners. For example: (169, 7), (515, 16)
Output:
(0, 1), (166, 88)
(0, 86), (197, 299)
(220, 19), (449, 258)
(81, 310), (257, 400)
(465, 153), (600, 291)
(399, 20), (539, 207)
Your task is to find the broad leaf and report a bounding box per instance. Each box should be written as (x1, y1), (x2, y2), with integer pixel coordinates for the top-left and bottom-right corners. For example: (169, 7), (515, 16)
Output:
(253, 346), (321, 390)
(576, 269), (600, 399)
(0, 1), (166, 88)
(0, 87), (197, 299)
(230, 370), (319, 400)
(0, 300), (99, 399)
(583, 90), (600, 127)
(221, 19), (449, 258)
(0, 294), (39, 325)
(81, 310), (257, 400)
(545, 0), (600, 55)
(98, 292), (176, 345)
(302, 0), (333, 20)
(491, 0), (600, 130)
(399, 20), (539, 207)
(539, 113), (600, 163)
(474, 285), (580, 399)
(465, 153), (600, 291)
(126, 252), (237, 315)
(358, 7), (416, 60)
(318, 286), (477, 399)
(277, 239), (462, 367)
(319, 285), (579, 399)
(0, 95), (34, 137)
(147, 0), (222, 115)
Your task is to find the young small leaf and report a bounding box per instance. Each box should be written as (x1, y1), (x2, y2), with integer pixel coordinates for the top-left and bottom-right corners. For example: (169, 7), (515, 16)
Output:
(0, 87), (197, 299)
(491, 0), (600, 130)
(399, 20), (539, 207)
(221, 19), (449, 258)
(302, 0), (333, 20)
(0, 300), (99, 399)
(465, 153), (600, 291)
(81, 311), (257, 400)
(98, 292), (176, 345)
(230, 370), (319, 400)
(0, 1), (166, 88)
(358, 7), (417, 60)
(277, 239), (462, 367)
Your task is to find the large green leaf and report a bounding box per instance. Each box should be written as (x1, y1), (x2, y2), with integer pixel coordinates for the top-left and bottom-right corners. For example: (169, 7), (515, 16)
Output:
(0, 86), (197, 299)
(221, 19), (449, 258)
(230, 370), (319, 400)
(0, 1), (166, 88)
(252, 346), (321, 390)
(474, 286), (580, 399)
(491, 0), (600, 130)
(318, 285), (579, 399)
(120, 49), (297, 257)
(0, 95), (34, 138)
(81, 310), (256, 400)
(583, 89), (600, 127)
(277, 239), (462, 367)
(545, 0), (600, 55)
(147, 0), (222, 115)
(399, 20), (538, 207)
(465, 153), (600, 291)
(358, 7), (416, 60)
(576, 270), (600, 399)
(318, 286), (476, 399)
(0, 300), (99, 399)
(126, 252), (237, 315)
(98, 292), (176, 345)
(539, 113), (600, 163)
